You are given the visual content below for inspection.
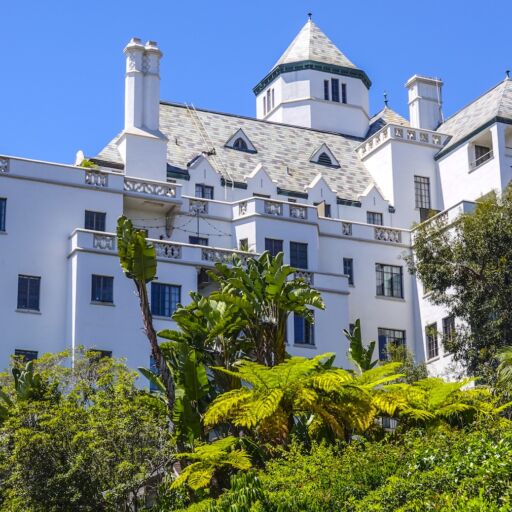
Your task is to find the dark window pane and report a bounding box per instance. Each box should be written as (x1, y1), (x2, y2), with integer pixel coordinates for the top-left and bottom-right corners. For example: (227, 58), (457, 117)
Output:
(0, 198), (6, 232)
(84, 210), (106, 231)
(331, 78), (340, 102)
(151, 283), (181, 317)
(195, 184), (214, 200)
(343, 258), (354, 285)
(341, 83), (347, 104)
(233, 138), (248, 151)
(378, 328), (406, 360)
(91, 275), (114, 303)
(367, 211), (383, 225)
(324, 80), (329, 100)
(265, 238), (283, 257)
(324, 204), (331, 218)
(375, 264), (403, 298)
(17, 275), (41, 310)
(290, 242), (308, 269)
(414, 176), (431, 209)
(14, 349), (38, 362)
(294, 313), (314, 345)
(189, 236), (208, 246)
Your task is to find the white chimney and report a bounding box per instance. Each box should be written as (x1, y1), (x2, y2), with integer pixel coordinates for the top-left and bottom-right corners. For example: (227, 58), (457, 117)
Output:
(117, 38), (168, 181)
(405, 75), (443, 131)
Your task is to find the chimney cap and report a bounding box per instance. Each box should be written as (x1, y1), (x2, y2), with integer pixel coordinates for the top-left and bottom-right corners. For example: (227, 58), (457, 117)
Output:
(124, 37), (145, 53)
(144, 40), (163, 56)
(405, 74), (443, 88)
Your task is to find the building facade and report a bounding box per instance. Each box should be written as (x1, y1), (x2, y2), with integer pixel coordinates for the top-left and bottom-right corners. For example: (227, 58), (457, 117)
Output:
(2, 19), (511, 377)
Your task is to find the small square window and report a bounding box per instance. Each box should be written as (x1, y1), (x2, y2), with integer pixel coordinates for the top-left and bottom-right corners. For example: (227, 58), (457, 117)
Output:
(151, 283), (181, 317)
(84, 210), (106, 231)
(265, 238), (283, 257)
(294, 313), (315, 345)
(195, 184), (214, 200)
(377, 328), (406, 360)
(91, 275), (114, 304)
(17, 275), (41, 311)
(189, 236), (208, 246)
(0, 198), (6, 232)
(367, 211), (383, 225)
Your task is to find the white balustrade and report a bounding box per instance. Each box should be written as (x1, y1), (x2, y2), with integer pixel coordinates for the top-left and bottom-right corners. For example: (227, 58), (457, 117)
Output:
(154, 242), (182, 259)
(201, 248), (251, 265)
(124, 178), (177, 197)
(374, 227), (402, 243)
(93, 234), (116, 251)
(294, 270), (314, 285)
(0, 157), (9, 173)
(289, 205), (307, 220)
(264, 200), (283, 216)
(85, 170), (108, 187)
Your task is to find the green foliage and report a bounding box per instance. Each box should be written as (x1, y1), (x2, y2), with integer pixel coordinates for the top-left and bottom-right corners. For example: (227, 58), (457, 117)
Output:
(78, 158), (98, 169)
(343, 319), (378, 373)
(407, 186), (512, 382)
(386, 343), (428, 384)
(0, 350), (174, 511)
(117, 215), (156, 283)
(209, 251), (325, 366)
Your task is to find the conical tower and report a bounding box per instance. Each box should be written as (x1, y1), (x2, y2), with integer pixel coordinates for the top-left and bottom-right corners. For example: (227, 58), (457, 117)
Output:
(254, 18), (371, 137)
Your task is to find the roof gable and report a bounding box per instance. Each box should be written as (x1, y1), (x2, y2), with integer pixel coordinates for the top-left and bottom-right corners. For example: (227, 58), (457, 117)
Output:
(310, 143), (340, 168)
(225, 128), (257, 153)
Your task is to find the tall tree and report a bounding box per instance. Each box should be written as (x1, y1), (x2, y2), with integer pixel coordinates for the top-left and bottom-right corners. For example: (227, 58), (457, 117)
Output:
(407, 188), (512, 382)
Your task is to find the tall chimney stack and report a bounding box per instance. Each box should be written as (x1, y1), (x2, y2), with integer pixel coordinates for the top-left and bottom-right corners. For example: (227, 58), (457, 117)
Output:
(405, 75), (443, 131)
(117, 38), (168, 181)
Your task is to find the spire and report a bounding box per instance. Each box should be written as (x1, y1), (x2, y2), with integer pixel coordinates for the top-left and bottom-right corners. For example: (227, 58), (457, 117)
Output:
(273, 19), (357, 69)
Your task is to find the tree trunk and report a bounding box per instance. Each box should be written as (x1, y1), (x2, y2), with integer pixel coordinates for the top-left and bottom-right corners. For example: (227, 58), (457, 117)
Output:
(135, 280), (175, 415)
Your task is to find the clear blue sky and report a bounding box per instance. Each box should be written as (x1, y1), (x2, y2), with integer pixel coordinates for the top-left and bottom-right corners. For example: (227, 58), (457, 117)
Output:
(2, 0), (511, 163)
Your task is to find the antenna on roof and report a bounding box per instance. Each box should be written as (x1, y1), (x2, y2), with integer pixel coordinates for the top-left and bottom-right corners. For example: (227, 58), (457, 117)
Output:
(384, 91), (389, 107)
(307, 12), (312, 20)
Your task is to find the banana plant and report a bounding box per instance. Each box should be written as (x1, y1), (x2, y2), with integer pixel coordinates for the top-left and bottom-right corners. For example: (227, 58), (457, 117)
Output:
(117, 216), (175, 411)
(343, 319), (378, 374)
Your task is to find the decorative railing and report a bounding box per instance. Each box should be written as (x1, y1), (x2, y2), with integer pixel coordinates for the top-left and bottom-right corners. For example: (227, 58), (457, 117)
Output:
(239, 201), (248, 216)
(124, 178), (177, 197)
(154, 242), (182, 259)
(93, 234), (115, 251)
(342, 222), (352, 236)
(85, 170), (108, 187)
(374, 227), (402, 243)
(264, 200), (283, 216)
(0, 157), (9, 173)
(289, 205), (307, 220)
(189, 199), (208, 214)
(469, 149), (493, 170)
(358, 124), (448, 159)
(294, 270), (314, 285)
(201, 248), (252, 265)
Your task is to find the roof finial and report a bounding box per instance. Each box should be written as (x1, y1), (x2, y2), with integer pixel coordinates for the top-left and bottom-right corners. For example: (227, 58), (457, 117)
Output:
(384, 91), (389, 107)
(506, 69), (510, 80)
(307, 12), (312, 20)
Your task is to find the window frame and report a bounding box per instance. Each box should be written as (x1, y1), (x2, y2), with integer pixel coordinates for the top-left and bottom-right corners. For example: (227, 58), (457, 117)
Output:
(377, 328), (406, 360)
(375, 263), (403, 299)
(84, 210), (106, 232)
(17, 275), (41, 311)
(239, 238), (249, 251)
(91, 274), (114, 304)
(294, 312), (315, 346)
(195, 184), (214, 200)
(341, 83), (347, 104)
(290, 241), (308, 270)
(343, 257), (354, 286)
(442, 316), (456, 346)
(151, 282), (181, 318)
(265, 238), (283, 257)
(0, 197), (6, 232)
(331, 78), (340, 102)
(189, 236), (208, 246)
(367, 211), (383, 225)
(323, 80), (330, 100)
(414, 176), (431, 209)
(426, 322), (439, 360)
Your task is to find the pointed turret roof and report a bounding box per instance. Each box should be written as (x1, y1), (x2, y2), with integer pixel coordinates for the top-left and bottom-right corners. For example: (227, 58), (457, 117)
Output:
(274, 19), (357, 69)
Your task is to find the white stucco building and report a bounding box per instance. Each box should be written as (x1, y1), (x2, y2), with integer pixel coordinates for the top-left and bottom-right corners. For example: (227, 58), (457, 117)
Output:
(1, 19), (510, 377)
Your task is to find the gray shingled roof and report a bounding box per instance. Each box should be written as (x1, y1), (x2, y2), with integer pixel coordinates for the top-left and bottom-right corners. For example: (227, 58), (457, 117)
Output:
(366, 106), (409, 137)
(437, 78), (512, 153)
(97, 103), (374, 201)
(274, 19), (357, 69)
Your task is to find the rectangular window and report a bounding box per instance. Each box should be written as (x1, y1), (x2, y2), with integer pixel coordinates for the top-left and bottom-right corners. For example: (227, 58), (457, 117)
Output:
(239, 238), (249, 251)
(84, 210), (106, 231)
(14, 349), (38, 362)
(189, 236), (208, 246)
(290, 242), (308, 269)
(341, 83), (347, 104)
(0, 198), (6, 232)
(294, 313), (315, 345)
(376, 264), (403, 299)
(91, 275), (114, 304)
(195, 184), (214, 200)
(324, 80), (330, 100)
(414, 176), (431, 209)
(442, 316), (456, 346)
(343, 258), (354, 286)
(474, 144), (491, 166)
(426, 322), (439, 360)
(17, 275), (41, 311)
(324, 204), (332, 218)
(378, 328), (406, 360)
(265, 238), (283, 257)
(367, 211), (383, 225)
(331, 78), (340, 102)
(151, 282), (181, 317)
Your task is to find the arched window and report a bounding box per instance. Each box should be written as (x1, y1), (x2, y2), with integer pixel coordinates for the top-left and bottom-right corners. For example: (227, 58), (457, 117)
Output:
(317, 152), (332, 166)
(233, 137), (248, 151)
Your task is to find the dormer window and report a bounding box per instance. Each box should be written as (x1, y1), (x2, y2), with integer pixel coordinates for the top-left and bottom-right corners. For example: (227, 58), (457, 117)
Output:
(317, 152), (332, 166)
(233, 137), (248, 151)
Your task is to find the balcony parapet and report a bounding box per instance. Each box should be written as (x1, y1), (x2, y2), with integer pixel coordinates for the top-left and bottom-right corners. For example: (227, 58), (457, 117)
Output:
(294, 270), (314, 285)
(357, 124), (450, 159)
(123, 176), (181, 201)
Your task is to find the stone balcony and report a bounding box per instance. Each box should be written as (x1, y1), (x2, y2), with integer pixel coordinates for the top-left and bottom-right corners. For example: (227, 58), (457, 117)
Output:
(356, 124), (451, 160)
